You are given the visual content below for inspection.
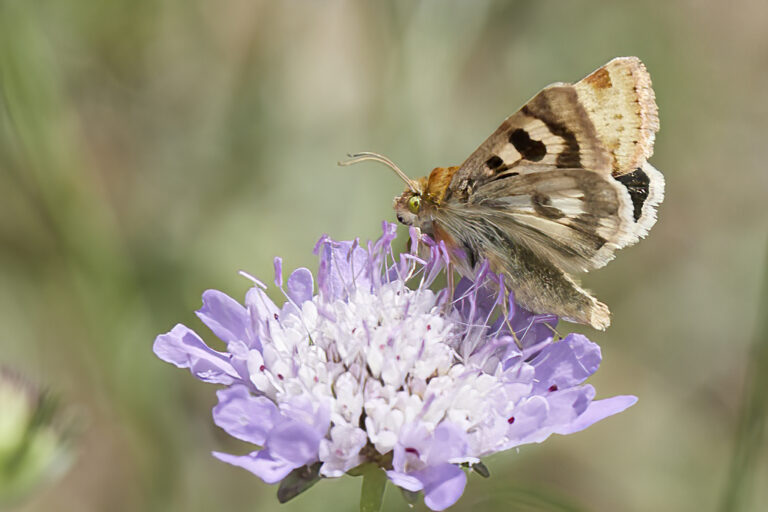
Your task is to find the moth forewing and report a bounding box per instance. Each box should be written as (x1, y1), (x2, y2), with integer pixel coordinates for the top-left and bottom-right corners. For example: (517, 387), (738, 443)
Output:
(573, 56), (659, 176)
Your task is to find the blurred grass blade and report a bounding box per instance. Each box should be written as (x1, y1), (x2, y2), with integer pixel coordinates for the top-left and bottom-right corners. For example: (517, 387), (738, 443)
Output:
(474, 482), (588, 512)
(718, 239), (768, 511)
(0, 3), (179, 510)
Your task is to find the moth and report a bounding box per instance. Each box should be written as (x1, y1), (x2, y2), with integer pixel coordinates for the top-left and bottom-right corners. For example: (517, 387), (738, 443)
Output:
(341, 57), (664, 330)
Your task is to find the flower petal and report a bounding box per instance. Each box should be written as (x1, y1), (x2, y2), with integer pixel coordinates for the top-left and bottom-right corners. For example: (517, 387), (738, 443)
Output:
(245, 286), (278, 348)
(553, 395), (637, 435)
(318, 425), (367, 477)
(195, 290), (249, 344)
(427, 423), (469, 465)
(274, 257), (283, 288)
(212, 385), (279, 445)
(315, 238), (371, 300)
(529, 333), (601, 393)
(386, 470), (423, 492)
(267, 420), (322, 466)
(420, 463), (467, 511)
(212, 449), (294, 484)
(539, 386), (594, 427)
(505, 395), (550, 444)
(286, 267), (314, 304)
(153, 324), (239, 384)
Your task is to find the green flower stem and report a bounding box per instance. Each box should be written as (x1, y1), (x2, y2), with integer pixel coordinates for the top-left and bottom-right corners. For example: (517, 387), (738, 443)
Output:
(359, 463), (387, 512)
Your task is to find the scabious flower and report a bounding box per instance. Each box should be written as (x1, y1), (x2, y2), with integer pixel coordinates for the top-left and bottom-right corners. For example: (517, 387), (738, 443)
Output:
(154, 223), (636, 511)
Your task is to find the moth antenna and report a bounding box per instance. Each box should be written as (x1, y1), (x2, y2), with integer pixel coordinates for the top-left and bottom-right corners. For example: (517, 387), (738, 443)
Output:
(338, 152), (420, 193)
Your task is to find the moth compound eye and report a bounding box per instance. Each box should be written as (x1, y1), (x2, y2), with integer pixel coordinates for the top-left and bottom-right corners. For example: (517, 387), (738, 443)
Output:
(408, 195), (421, 214)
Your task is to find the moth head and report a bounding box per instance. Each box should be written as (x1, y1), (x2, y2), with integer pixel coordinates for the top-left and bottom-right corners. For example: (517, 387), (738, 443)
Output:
(338, 152), (430, 228)
(392, 189), (427, 226)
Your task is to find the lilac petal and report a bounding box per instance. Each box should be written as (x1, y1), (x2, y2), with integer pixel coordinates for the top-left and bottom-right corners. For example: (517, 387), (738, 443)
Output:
(213, 449), (294, 484)
(529, 334), (601, 393)
(245, 287), (279, 348)
(273, 257), (283, 288)
(286, 267), (314, 304)
(316, 239), (353, 300)
(377, 221), (398, 251)
(195, 289), (249, 343)
(318, 425), (367, 477)
(509, 308), (557, 350)
(466, 281), (499, 325)
(212, 385), (279, 445)
(427, 423), (469, 464)
(386, 470), (424, 492)
(245, 286), (280, 320)
(424, 243), (449, 287)
(391, 423), (431, 472)
(267, 420), (323, 466)
(153, 324), (239, 384)
(505, 395), (550, 444)
(554, 395), (638, 435)
(452, 278), (479, 323)
(408, 226), (420, 254)
(537, 386), (594, 430)
(279, 394), (331, 437)
(371, 222), (398, 276)
(226, 340), (256, 383)
(500, 363), (536, 402)
(344, 244), (372, 293)
(419, 463), (467, 511)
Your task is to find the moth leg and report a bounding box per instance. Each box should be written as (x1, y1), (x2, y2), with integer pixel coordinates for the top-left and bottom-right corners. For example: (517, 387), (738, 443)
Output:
(444, 261), (455, 314)
(499, 280), (523, 350)
(543, 322), (562, 341)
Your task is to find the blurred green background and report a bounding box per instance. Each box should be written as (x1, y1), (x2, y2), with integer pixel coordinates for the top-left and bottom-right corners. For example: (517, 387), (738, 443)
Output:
(1, 0), (766, 511)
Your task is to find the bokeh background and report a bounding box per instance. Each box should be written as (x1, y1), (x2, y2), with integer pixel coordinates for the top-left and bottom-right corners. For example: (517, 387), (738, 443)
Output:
(2, 0), (767, 511)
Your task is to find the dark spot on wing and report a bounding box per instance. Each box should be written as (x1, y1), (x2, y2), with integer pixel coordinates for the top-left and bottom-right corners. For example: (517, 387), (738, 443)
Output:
(509, 129), (546, 162)
(496, 171), (519, 179)
(521, 92), (582, 168)
(531, 192), (564, 219)
(486, 155), (504, 169)
(615, 167), (650, 221)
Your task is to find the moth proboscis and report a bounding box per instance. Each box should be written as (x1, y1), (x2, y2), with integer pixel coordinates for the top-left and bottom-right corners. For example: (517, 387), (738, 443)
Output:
(340, 57), (664, 330)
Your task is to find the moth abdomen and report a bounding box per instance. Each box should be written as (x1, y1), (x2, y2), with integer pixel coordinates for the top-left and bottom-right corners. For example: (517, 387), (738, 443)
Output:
(482, 235), (611, 329)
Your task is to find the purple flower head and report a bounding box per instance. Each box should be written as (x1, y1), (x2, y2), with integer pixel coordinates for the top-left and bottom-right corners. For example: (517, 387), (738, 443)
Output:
(153, 222), (636, 510)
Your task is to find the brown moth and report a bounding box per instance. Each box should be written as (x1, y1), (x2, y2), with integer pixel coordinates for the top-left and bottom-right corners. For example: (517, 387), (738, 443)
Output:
(341, 57), (664, 330)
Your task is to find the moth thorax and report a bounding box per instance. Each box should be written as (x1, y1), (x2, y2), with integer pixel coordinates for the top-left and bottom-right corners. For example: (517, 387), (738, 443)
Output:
(426, 166), (459, 204)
